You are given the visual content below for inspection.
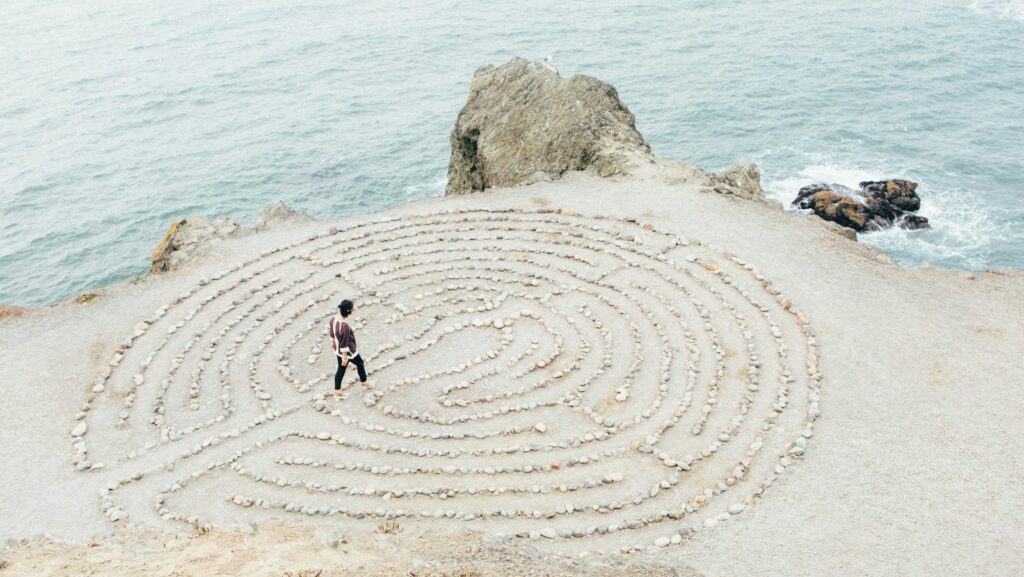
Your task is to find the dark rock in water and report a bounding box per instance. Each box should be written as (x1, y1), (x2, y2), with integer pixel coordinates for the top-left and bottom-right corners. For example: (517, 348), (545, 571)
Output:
(898, 213), (930, 230)
(792, 179), (929, 232)
(794, 189), (874, 231)
(859, 179), (922, 212)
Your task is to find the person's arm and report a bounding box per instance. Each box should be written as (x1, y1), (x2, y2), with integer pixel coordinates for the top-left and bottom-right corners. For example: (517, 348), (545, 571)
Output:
(337, 322), (355, 366)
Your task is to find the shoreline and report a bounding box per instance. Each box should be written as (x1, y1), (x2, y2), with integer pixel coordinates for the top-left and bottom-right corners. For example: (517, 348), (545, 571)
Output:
(3, 172), (1019, 318)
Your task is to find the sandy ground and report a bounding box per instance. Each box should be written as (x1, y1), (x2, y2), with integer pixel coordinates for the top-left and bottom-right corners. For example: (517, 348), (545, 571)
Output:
(1, 161), (1022, 577)
(0, 524), (693, 577)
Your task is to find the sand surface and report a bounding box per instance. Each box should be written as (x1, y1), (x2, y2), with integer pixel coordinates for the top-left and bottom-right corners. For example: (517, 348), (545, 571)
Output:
(1, 165), (1022, 576)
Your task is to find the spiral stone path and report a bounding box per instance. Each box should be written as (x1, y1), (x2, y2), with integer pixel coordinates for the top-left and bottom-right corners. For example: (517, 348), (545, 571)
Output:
(69, 208), (823, 554)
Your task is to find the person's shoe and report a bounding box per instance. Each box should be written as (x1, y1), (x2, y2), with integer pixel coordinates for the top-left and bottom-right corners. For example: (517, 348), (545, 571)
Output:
(361, 380), (373, 391)
(332, 391), (345, 401)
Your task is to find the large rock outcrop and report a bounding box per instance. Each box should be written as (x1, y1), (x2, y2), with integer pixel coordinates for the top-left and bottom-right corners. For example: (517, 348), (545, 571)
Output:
(150, 202), (313, 273)
(708, 163), (765, 200)
(444, 58), (653, 196)
(150, 216), (241, 273)
(792, 179), (929, 232)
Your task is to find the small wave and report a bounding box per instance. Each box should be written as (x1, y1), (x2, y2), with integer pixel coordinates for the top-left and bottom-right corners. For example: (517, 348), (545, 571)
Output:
(762, 163), (877, 206)
(402, 175), (447, 198)
(764, 163), (1012, 270)
(969, 0), (1024, 23)
(863, 185), (1009, 270)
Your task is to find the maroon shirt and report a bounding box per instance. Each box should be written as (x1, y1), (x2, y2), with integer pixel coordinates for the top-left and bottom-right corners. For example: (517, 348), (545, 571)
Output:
(329, 317), (357, 356)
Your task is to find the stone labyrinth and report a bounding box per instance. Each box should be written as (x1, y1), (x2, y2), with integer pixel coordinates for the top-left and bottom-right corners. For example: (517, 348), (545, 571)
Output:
(71, 208), (823, 554)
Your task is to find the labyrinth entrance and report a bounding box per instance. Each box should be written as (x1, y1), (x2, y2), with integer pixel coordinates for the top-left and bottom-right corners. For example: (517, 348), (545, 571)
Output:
(72, 208), (822, 553)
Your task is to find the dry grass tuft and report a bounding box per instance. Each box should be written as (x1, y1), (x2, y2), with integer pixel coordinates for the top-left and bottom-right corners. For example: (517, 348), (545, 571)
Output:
(74, 292), (101, 304)
(284, 570), (323, 577)
(376, 521), (403, 535)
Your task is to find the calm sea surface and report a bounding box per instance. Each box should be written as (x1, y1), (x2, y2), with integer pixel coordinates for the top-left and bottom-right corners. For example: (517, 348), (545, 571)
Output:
(1, 0), (1022, 306)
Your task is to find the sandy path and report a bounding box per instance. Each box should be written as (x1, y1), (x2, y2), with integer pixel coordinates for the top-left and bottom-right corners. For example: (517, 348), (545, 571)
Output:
(1, 170), (1021, 576)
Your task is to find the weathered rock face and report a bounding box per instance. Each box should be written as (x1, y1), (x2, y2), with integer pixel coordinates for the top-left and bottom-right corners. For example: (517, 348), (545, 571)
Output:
(151, 202), (315, 273)
(859, 179), (922, 211)
(709, 163), (764, 200)
(254, 201), (313, 232)
(150, 216), (241, 273)
(445, 57), (652, 196)
(792, 179), (929, 232)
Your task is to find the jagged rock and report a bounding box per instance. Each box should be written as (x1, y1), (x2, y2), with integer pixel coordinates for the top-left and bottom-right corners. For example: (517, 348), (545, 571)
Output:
(254, 201), (313, 232)
(709, 163), (764, 199)
(150, 216), (241, 273)
(859, 179), (921, 211)
(792, 180), (929, 232)
(445, 57), (652, 196)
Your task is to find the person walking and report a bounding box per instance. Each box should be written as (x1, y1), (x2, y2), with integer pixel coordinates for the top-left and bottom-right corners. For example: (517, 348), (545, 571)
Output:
(328, 299), (370, 399)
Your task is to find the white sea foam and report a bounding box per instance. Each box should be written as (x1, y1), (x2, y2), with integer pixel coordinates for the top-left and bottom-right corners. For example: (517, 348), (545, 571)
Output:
(765, 164), (1012, 271)
(969, 0), (1024, 22)
(762, 163), (878, 206)
(402, 175), (447, 199)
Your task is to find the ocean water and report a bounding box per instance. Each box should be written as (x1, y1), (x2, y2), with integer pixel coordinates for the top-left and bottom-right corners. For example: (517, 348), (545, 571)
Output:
(1, 0), (1022, 307)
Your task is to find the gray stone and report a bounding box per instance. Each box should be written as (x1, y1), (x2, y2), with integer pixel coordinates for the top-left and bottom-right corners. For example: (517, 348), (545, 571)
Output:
(254, 201), (314, 232)
(709, 163), (764, 200)
(445, 57), (652, 196)
(150, 216), (241, 273)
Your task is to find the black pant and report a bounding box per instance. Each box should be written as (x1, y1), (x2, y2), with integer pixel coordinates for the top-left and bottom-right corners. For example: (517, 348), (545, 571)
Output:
(335, 354), (367, 390)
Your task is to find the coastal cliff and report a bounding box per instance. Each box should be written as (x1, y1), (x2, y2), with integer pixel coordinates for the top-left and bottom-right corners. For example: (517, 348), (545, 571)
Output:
(443, 57), (768, 203)
(0, 58), (1021, 577)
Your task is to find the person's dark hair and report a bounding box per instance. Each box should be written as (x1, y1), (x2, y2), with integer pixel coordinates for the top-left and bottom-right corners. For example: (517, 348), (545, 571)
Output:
(339, 299), (354, 317)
